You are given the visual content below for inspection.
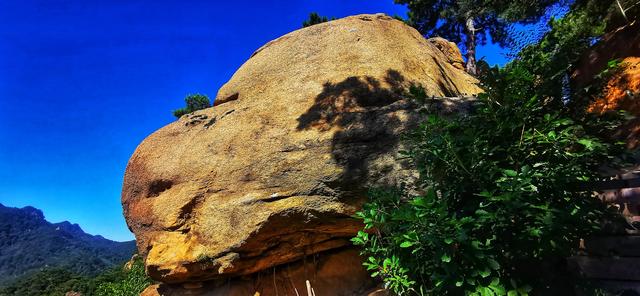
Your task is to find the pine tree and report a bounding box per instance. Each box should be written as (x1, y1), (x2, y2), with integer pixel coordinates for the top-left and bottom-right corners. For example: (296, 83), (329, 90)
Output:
(396, 0), (560, 75)
(302, 12), (335, 28)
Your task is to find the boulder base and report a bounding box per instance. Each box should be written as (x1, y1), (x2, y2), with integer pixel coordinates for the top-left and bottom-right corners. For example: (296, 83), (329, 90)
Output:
(140, 248), (385, 296)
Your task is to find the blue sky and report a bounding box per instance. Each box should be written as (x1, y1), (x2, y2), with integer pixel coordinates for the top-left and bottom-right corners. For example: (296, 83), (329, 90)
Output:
(0, 0), (514, 242)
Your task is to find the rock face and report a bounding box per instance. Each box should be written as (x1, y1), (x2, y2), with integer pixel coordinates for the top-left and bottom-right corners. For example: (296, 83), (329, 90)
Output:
(140, 248), (382, 296)
(573, 21), (640, 88)
(122, 13), (481, 293)
(589, 57), (640, 147)
(587, 57), (640, 115)
(574, 21), (640, 148)
(428, 37), (465, 70)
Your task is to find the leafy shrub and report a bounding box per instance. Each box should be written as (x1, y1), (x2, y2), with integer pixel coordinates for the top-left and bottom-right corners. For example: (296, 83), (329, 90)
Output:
(95, 258), (151, 296)
(351, 3), (633, 292)
(172, 94), (211, 118)
(353, 81), (625, 294)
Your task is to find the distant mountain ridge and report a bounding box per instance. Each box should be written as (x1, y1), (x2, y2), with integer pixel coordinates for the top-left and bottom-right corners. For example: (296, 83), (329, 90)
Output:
(0, 203), (136, 286)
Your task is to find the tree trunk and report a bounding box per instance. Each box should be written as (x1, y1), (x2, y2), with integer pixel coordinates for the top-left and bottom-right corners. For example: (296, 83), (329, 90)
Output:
(465, 16), (477, 76)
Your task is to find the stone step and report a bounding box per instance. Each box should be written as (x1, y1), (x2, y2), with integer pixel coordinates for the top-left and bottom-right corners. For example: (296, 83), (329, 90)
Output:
(577, 280), (640, 295)
(584, 236), (640, 257)
(569, 256), (640, 281)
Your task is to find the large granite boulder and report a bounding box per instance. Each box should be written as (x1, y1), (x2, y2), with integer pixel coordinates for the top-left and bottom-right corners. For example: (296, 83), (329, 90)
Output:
(122, 13), (481, 292)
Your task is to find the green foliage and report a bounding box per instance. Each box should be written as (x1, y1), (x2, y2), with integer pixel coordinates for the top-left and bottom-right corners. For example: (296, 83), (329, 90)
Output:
(507, 0), (611, 100)
(352, 2), (634, 294)
(0, 268), (85, 296)
(94, 259), (152, 296)
(494, 0), (640, 111)
(395, 0), (559, 74)
(0, 205), (136, 287)
(353, 83), (624, 294)
(172, 93), (211, 118)
(473, 0), (640, 132)
(0, 258), (152, 296)
(396, 0), (558, 45)
(302, 12), (336, 28)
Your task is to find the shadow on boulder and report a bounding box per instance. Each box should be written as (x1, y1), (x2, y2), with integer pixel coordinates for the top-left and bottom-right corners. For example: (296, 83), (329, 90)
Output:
(296, 69), (422, 191)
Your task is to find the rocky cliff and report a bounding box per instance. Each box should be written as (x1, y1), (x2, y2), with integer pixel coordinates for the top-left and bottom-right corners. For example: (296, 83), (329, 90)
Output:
(122, 13), (481, 295)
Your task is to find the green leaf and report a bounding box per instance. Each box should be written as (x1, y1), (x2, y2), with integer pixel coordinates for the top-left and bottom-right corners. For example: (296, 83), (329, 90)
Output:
(399, 241), (414, 248)
(529, 228), (541, 237)
(487, 258), (500, 270)
(504, 170), (518, 177)
(472, 240), (482, 249)
(479, 286), (494, 296)
(578, 138), (595, 150)
(479, 268), (491, 278)
(441, 253), (452, 263)
(357, 231), (368, 241)
(476, 209), (490, 215)
(478, 191), (493, 198)
(489, 282), (506, 296)
(411, 197), (428, 207)
(548, 131), (556, 138)
(382, 258), (391, 269)
(517, 285), (532, 295)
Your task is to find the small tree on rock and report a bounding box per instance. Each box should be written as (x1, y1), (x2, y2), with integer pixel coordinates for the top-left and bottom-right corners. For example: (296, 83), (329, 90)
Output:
(172, 94), (211, 118)
(302, 12), (336, 28)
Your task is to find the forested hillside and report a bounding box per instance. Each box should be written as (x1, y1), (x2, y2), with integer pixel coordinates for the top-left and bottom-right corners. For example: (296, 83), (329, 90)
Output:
(0, 203), (136, 286)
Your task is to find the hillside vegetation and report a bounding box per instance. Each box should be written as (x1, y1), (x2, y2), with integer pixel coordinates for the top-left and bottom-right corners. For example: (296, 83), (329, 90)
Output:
(0, 257), (151, 296)
(0, 204), (136, 287)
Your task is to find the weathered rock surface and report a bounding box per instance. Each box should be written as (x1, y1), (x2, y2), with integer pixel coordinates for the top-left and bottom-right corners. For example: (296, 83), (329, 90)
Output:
(574, 21), (640, 148)
(428, 37), (465, 70)
(140, 248), (385, 296)
(573, 21), (640, 88)
(590, 57), (640, 148)
(122, 13), (481, 291)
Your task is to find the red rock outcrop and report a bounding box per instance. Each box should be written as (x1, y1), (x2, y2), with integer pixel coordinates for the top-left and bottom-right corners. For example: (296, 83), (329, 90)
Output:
(573, 21), (640, 147)
(573, 21), (640, 88)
